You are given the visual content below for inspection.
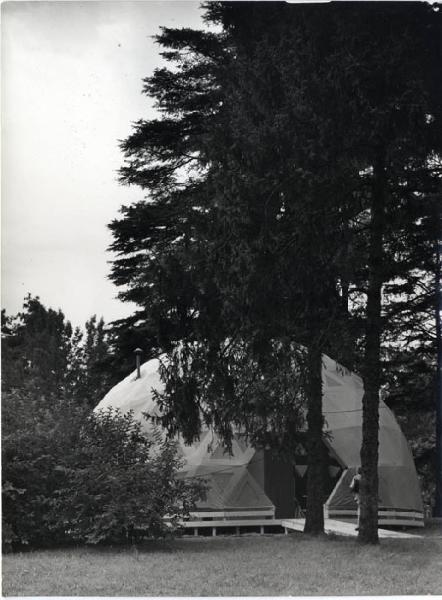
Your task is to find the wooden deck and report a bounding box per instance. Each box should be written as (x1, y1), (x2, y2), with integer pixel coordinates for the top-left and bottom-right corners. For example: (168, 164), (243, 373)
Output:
(176, 515), (422, 538)
(180, 518), (283, 536)
(281, 518), (423, 539)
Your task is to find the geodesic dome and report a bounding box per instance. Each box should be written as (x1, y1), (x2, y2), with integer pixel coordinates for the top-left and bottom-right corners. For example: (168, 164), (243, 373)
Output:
(95, 354), (424, 526)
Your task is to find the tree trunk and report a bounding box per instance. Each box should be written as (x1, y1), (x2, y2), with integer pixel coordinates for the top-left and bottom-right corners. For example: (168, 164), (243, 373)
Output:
(304, 342), (326, 534)
(435, 193), (442, 518)
(359, 153), (386, 544)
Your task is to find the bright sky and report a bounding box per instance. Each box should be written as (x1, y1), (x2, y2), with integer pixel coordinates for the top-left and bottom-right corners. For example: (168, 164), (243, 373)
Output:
(2, 0), (204, 327)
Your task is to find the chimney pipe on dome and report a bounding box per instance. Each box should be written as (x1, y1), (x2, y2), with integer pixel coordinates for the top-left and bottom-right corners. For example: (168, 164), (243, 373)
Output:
(134, 348), (142, 379)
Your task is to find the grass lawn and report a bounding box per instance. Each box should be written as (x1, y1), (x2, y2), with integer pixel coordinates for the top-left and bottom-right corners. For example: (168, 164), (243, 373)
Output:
(3, 529), (442, 596)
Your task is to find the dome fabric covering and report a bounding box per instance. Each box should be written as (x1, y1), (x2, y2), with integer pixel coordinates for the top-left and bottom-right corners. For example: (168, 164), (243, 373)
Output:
(95, 354), (424, 527)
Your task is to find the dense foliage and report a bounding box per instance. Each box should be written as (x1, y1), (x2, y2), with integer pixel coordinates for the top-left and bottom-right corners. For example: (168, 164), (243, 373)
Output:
(2, 389), (205, 551)
(59, 408), (205, 545)
(2, 296), (112, 407)
(2, 390), (87, 550)
(2, 296), (205, 551)
(111, 1), (353, 533)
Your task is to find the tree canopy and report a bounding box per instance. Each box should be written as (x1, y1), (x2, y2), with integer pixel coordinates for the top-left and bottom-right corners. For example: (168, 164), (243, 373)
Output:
(2, 295), (112, 407)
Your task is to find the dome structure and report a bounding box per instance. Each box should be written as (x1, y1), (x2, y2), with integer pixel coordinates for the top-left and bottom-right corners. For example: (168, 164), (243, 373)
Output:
(95, 354), (424, 527)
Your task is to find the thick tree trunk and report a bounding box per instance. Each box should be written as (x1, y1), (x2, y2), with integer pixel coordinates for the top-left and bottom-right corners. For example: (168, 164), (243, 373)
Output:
(359, 153), (386, 544)
(304, 342), (326, 534)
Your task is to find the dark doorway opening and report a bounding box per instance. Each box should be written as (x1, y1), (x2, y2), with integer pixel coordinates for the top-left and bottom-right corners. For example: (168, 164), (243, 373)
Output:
(293, 441), (343, 510)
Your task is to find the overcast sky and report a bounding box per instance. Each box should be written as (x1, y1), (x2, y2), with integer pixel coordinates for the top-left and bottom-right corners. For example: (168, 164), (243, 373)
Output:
(2, 0), (205, 327)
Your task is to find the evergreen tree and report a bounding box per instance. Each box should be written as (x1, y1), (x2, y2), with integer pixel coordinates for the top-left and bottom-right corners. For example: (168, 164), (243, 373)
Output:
(325, 3), (440, 543)
(112, 1), (353, 534)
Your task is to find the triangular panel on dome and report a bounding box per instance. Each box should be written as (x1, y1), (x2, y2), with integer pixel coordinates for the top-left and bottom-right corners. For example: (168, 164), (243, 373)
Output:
(295, 464), (307, 478)
(211, 444), (229, 459)
(234, 481), (260, 505)
(325, 375), (343, 388)
(234, 434), (249, 453)
(213, 471), (233, 492)
(224, 469), (273, 509)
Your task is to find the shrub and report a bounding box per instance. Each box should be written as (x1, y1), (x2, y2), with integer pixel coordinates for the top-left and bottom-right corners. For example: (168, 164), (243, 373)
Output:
(2, 390), (205, 550)
(61, 408), (205, 544)
(2, 389), (87, 550)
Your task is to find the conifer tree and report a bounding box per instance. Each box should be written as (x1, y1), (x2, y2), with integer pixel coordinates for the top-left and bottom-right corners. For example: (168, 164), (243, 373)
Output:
(326, 3), (440, 542)
(112, 2), (353, 534)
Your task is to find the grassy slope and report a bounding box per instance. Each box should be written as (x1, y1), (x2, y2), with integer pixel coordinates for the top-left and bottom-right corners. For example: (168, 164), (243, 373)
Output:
(3, 532), (442, 596)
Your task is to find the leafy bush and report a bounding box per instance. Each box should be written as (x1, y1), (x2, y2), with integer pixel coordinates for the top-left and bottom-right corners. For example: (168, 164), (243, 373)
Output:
(2, 389), (87, 550)
(62, 408), (205, 544)
(2, 389), (205, 551)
